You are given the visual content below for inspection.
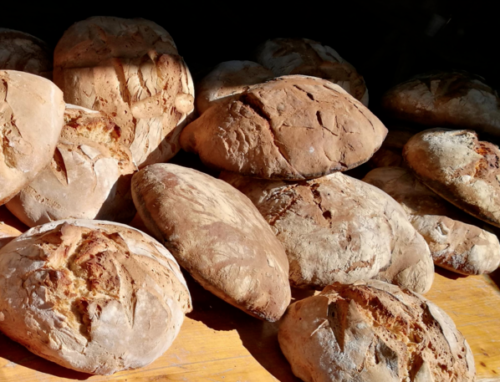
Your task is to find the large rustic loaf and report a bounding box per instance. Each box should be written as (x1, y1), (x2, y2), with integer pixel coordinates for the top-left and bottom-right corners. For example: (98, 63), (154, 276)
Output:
(404, 128), (500, 227)
(222, 171), (434, 293)
(256, 38), (368, 105)
(6, 104), (136, 227)
(278, 280), (476, 382)
(363, 167), (500, 275)
(181, 75), (387, 180)
(0, 28), (52, 78)
(0, 220), (191, 375)
(196, 60), (274, 114)
(382, 71), (500, 137)
(131, 164), (291, 322)
(0, 70), (65, 205)
(54, 16), (195, 167)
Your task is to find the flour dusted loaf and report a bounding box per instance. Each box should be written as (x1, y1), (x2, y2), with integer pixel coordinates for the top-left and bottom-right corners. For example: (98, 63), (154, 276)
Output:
(382, 71), (500, 137)
(54, 16), (195, 167)
(6, 104), (136, 227)
(364, 167), (500, 275)
(256, 38), (368, 105)
(279, 280), (476, 382)
(0, 29), (52, 78)
(181, 75), (387, 180)
(0, 220), (191, 375)
(222, 171), (434, 293)
(404, 128), (500, 228)
(0, 70), (65, 205)
(132, 164), (291, 321)
(196, 60), (273, 114)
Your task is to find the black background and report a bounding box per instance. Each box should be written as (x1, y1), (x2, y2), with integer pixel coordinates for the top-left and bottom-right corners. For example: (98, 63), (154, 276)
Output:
(1, 0), (499, 106)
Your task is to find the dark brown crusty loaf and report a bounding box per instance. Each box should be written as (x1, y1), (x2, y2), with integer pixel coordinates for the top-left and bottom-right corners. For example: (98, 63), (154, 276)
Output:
(363, 167), (500, 275)
(278, 280), (476, 382)
(0, 220), (191, 375)
(404, 128), (500, 228)
(368, 127), (415, 169)
(181, 75), (387, 180)
(6, 104), (137, 227)
(382, 71), (500, 137)
(54, 16), (195, 167)
(255, 38), (368, 105)
(0, 70), (65, 205)
(131, 164), (291, 322)
(222, 171), (434, 294)
(0, 28), (52, 78)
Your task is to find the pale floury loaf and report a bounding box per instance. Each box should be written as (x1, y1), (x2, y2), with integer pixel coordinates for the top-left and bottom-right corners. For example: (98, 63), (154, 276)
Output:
(364, 167), (500, 275)
(382, 71), (500, 137)
(132, 164), (291, 322)
(0, 220), (191, 375)
(181, 75), (387, 180)
(0, 70), (65, 205)
(0, 28), (52, 78)
(279, 280), (476, 382)
(6, 104), (136, 227)
(404, 128), (500, 228)
(196, 60), (274, 114)
(256, 38), (368, 105)
(54, 16), (195, 167)
(222, 171), (434, 294)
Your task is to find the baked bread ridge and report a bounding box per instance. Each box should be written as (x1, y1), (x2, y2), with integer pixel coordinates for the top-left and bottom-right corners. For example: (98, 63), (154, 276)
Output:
(195, 60), (274, 114)
(6, 104), (137, 227)
(221, 171), (434, 294)
(278, 280), (476, 382)
(255, 38), (369, 105)
(131, 163), (291, 322)
(181, 75), (387, 180)
(0, 222), (21, 250)
(0, 219), (191, 375)
(363, 167), (500, 275)
(403, 128), (500, 227)
(0, 28), (52, 78)
(0, 70), (65, 205)
(381, 70), (500, 137)
(53, 16), (195, 168)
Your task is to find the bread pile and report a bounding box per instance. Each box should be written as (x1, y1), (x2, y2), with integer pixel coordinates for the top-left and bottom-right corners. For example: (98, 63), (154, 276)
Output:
(1, 17), (498, 381)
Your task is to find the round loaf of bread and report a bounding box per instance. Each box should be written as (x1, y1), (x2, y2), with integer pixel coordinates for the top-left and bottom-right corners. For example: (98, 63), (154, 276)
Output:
(0, 220), (192, 375)
(196, 60), (274, 114)
(279, 280), (476, 382)
(0, 70), (65, 205)
(382, 71), (500, 137)
(363, 167), (500, 275)
(181, 75), (387, 180)
(403, 128), (500, 227)
(256, 38), (368, 105)
(54, 16), (195, 167)
(6, 104), (136, 227)
(222, 171), (434, 293)
(0, 28), (52, 78)
(132, 164), (291, 322)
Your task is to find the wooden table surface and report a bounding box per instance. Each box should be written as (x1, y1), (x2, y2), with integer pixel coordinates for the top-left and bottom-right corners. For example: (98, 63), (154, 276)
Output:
(1, 205), (500, 382)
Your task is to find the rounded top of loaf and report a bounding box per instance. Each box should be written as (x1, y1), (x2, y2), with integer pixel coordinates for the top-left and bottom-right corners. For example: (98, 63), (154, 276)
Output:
(54, 16), (178, 68)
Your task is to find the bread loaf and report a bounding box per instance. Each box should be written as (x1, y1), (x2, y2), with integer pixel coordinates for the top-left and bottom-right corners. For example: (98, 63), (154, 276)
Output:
(0, 220), (191, 375)
(0, 28), (52, 78)
(196, 60), (273, 114)
(278, 280), (476, 382)
(363, 167), (500, 275)
(222, 171), (434, 293)
(0, 70), (65, 205)
(131, 164), (291, 322)
(0, 210), (21, 249)
(256, 38), (368, 105)
(368, 127), (415, 168)
(181, 75), (387, 180)
(54, 16), (195, 167)
(6, 104), (136, 227)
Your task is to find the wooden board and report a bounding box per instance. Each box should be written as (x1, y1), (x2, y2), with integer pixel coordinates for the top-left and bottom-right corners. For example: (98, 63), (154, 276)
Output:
(1, 247), (499, 381)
